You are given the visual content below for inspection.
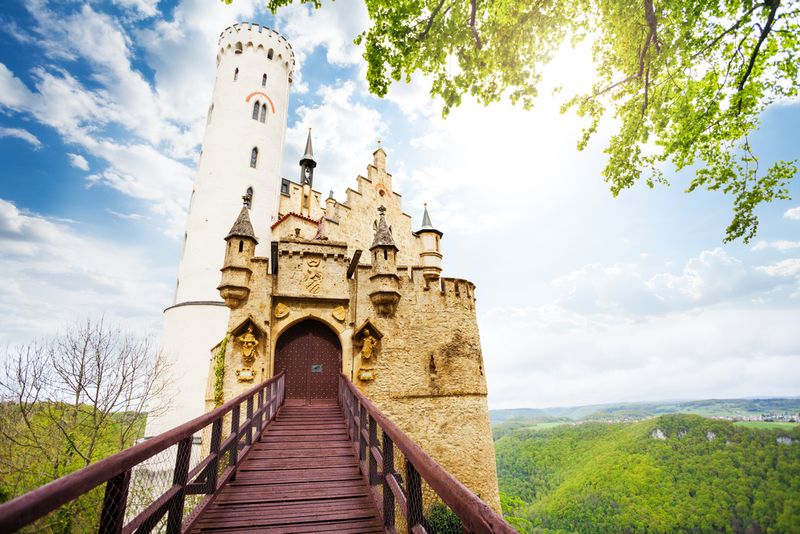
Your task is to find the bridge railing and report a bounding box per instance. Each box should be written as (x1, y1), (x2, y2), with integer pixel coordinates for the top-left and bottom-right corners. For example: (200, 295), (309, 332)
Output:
(0, 370), (285, 533)
(338, 373), (515, 534)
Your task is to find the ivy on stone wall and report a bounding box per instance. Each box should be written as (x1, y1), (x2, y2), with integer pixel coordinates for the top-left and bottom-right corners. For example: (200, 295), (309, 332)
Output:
(213, 334), (229, 407)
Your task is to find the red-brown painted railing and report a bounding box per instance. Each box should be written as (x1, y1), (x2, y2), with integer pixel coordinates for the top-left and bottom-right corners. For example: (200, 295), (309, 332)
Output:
(0, 371), (285, 534)
(338, 373), (515, 534)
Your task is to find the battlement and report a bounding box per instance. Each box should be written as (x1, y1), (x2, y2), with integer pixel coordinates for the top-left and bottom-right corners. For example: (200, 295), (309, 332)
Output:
(217, 22), (295, 75)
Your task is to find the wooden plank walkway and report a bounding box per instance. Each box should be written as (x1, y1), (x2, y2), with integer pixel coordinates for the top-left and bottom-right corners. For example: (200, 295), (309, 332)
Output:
(191, 404), (384, 533)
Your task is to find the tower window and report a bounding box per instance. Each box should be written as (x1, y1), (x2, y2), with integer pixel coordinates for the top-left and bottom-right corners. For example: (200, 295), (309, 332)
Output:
(233, 68), (239, 81)
(280, 178), (290, 196)
(267, 48), (274, 60)
(235, 42), (243, 54)
(252, 100), (260, 120)
(238, 240), (244, 253)
(262, 73), (267, 86)
(250, 147), (258, 168)
(244, 186), (253, 209)
(260, 104), (266, 123)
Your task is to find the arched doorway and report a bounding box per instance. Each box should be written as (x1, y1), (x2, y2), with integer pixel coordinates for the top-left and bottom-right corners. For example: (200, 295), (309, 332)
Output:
(274, 320), (342, 405)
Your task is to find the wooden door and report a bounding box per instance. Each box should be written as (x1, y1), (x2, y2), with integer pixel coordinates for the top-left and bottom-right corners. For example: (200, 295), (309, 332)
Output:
(274, 320), (341, 404)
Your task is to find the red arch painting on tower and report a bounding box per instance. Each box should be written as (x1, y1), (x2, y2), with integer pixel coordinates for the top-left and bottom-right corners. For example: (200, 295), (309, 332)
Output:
(245, 92), (276, 114)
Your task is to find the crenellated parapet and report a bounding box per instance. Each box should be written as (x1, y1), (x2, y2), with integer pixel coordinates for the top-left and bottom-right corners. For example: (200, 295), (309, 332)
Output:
(217, 23), (295, 79)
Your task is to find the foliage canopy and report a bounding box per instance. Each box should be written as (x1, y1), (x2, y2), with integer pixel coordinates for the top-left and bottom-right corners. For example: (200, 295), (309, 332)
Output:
(259, 0), (800, 242)
(495, 414), (800, 532)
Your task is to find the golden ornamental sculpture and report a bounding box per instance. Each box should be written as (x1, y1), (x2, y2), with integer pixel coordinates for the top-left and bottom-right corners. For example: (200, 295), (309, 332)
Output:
(357, 328), (379, 382)
(236, 325), (259, 365)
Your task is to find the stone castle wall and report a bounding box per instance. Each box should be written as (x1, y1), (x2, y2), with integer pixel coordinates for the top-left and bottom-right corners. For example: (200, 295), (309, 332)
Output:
(208, 149), (501, 513)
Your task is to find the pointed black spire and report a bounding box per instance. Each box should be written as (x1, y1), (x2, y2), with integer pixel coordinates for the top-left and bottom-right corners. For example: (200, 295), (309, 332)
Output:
(302, 129), (315, 163)
(226, 206), (258, 242)
(299, 128), (316, 186)
(370, 206), (398, 250)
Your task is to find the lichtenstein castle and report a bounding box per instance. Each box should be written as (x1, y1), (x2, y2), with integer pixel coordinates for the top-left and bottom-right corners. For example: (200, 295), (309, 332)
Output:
(149, 22), (501, 512)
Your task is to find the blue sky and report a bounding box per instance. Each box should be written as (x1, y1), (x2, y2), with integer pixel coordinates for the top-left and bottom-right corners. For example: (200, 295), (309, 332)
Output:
(1, 0), (798, 408)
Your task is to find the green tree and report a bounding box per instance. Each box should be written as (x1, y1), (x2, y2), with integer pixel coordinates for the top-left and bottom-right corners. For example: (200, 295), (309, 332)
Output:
(257, 0), (799, 242)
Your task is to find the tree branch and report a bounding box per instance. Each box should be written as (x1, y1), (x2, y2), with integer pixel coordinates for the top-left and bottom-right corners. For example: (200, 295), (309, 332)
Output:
(469, 0), (483, 50)
(736, 0), (780, 103)
(692, 2), (768, 60)
(419, 0), (448, 40)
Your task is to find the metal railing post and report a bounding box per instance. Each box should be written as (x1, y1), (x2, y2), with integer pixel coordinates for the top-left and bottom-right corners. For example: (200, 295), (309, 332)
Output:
(166, 436), (192, 534)
(382, 432), (395, 529)
(98, 469), (130, 534)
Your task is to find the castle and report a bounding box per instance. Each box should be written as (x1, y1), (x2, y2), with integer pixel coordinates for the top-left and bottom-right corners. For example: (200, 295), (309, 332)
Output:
(146, 22), (500, 512)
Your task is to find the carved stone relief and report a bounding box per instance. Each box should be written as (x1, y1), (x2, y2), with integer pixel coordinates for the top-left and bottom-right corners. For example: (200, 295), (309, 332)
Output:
(302, 257), (323, 294)
(332, 305), (347, 322)
(274, 302), (290, 319)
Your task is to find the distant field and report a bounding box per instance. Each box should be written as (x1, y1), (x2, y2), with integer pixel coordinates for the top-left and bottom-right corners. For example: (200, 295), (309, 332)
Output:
(733, 421), (799, 430)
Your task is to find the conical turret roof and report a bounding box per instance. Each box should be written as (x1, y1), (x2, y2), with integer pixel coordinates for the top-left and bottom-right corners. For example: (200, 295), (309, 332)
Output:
(226, 206), (258, 242)
(414, 203), (443, 236)
(370, 206), (398, 250)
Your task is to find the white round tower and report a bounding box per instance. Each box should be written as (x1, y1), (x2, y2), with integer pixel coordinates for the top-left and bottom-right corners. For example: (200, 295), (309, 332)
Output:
(147, 23), (294, 436)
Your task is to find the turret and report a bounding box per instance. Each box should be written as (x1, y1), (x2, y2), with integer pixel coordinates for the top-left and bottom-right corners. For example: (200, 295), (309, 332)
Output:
(218, 206), (257, 308)
(414, 204), (443, 282)
(369, 206), (400, 317)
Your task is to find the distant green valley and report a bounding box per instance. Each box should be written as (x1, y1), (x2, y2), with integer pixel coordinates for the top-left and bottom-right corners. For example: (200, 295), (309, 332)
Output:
(494, 400), (800, 532)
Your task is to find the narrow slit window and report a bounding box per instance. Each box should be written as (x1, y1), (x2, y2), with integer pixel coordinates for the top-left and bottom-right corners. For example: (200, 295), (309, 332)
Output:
(238, 240), (244, 253)
(262, 73), (267, 86)
(267, 48), (274, 60)
(233, 67), (239, 81)
(252, 100), (260, 120)
(250, 147), (258, 168)
(260, 104), (266, 123)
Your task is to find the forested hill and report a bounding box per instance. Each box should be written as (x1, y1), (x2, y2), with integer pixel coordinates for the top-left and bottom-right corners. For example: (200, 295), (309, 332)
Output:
(496, 414), (800, 532)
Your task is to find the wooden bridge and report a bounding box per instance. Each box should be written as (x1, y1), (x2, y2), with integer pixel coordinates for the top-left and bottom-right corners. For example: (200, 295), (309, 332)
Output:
(0, 372), (514, 533)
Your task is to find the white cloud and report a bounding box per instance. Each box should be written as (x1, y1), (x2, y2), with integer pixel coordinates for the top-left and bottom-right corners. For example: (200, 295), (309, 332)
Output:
(0, 127), (41, 148)
(0, 63), (35, 109)
(111, 0), (159, 18)
(752, 240), (800, 251)
(0, 199), (172, 345)
(106, 208), (143, 220)
(550, 248), (794, 317)
(482, 304), (800, 408)
(67, 153), (89, 171)
(785, 206), (800, 220)
(757, 258), (800, 278)
(274, 0), (369, 67)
